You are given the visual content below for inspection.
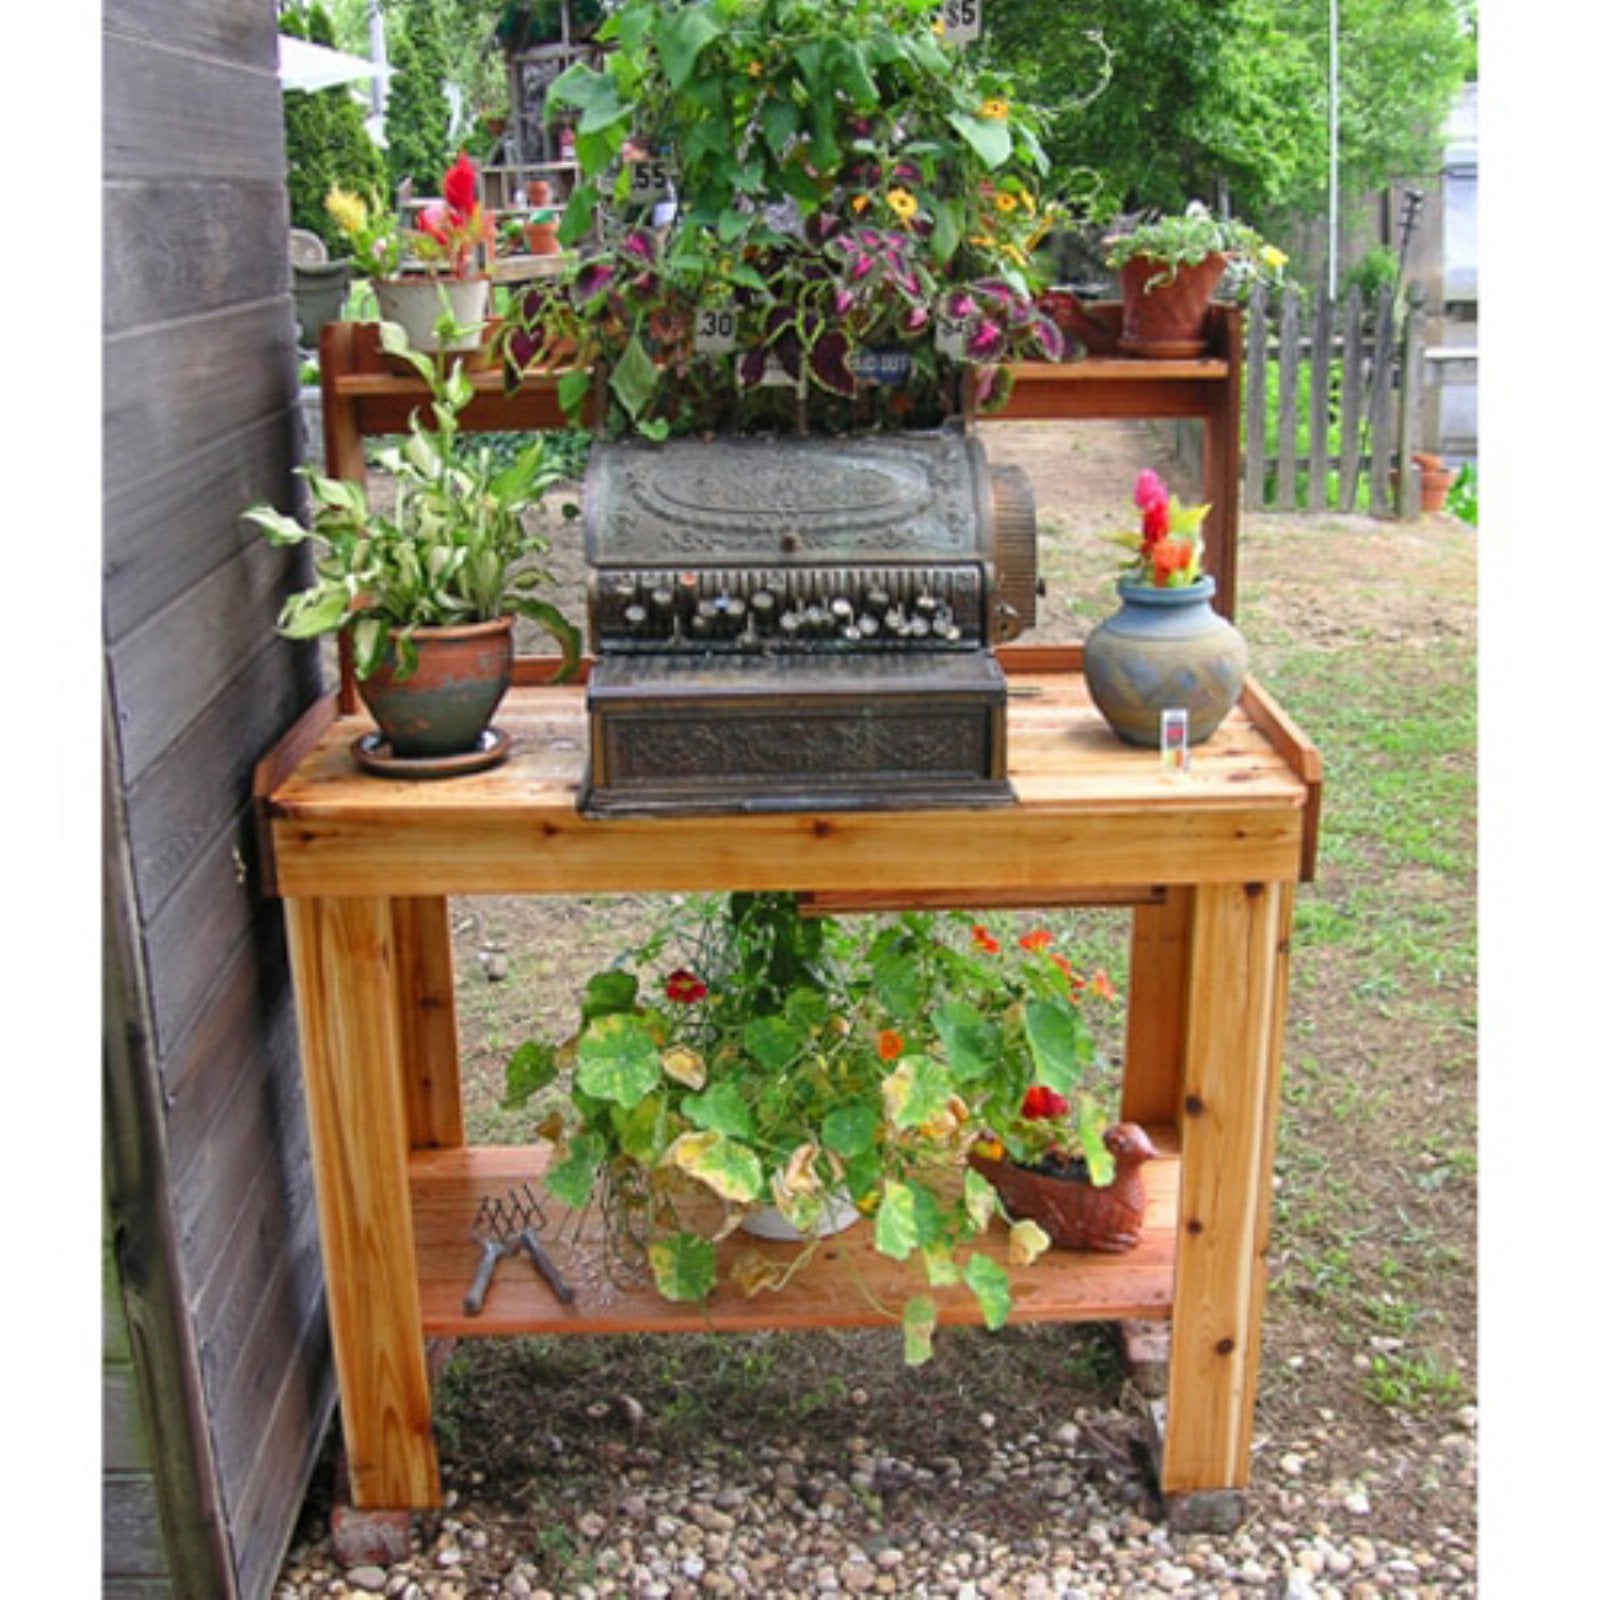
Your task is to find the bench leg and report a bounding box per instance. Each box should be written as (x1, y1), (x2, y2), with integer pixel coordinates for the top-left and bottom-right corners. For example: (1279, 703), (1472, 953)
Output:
(285, 895), (441, 1509)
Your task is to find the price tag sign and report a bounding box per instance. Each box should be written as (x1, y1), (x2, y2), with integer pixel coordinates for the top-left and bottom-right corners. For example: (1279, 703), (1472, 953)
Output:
(935, 317), (967, 360)
(940, 0), (981, 46)
(694, 306), (740, 356)
(1161, 708), (1191, 774)
(626, 157), (675, 207)
(848, 349), (914, 387)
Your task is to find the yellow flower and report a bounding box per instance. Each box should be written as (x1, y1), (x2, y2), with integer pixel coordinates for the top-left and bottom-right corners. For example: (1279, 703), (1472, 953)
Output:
(968, 232), (995, 248)
(1019, 190), (1037, 215)
(994, 193), (1018, 214)
(325, 186), (369, 236)
(980, 98), (1009, 120)
(1262, 245), (1288, 271)
(886, 187), (918, 221)
(932, 15), (945, 35)
(851, 192), (872, 214)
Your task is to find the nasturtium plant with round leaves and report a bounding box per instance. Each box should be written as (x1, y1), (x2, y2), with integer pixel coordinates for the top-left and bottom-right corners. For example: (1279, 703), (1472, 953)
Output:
(508, 892), (1124, 1363)
(506, 0), (1111, 438)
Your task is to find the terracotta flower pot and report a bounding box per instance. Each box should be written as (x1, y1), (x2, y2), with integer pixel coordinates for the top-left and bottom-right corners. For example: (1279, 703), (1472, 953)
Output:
(969, 1123), (1159, 1254)
(1117, 252), (1230, 359)
(356, 617), (514, 759)
(524, 220), (562, 256)
(1413, 452), (1457, 514)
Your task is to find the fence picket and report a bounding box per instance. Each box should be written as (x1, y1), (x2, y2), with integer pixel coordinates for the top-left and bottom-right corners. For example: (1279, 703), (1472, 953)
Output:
(1243, 283), (1269, 511)
(1337, 287), (1366, 512)
(1395, 282), (1427, 520)
(1307, 285), (1334, 514)
(1367, 287), (1397, 517)
(1273, 285), (1301, 511)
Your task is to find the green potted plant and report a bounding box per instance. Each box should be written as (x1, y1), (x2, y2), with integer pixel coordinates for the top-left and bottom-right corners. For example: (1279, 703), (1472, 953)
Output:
(326, 152), (497, 355)
(1082, 468), (1248, 747)
(503, 0), (1102, 438)
(1105, 202), (1287, 358)
(505, 893), (1141, 1363)
(244, 322), (581, 768)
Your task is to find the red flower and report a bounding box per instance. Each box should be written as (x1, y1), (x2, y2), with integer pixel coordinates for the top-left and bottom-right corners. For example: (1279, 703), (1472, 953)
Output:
(1148, 536), (1190, 585)
(1088, 969), (1117, 1001)
(1021, 1085), (1069, 1120)
(1140, 496), (1171, 549)
(877, 1029), (905, 1062)
(443, 152), (479, 217)
(664, 969), (707, 1005)
(971, 924), (1001, 955)
(1018, 929), (1052, 952)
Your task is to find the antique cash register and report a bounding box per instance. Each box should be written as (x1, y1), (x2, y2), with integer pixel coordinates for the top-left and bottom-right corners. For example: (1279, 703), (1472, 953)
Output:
(580, 429), (1039, 816)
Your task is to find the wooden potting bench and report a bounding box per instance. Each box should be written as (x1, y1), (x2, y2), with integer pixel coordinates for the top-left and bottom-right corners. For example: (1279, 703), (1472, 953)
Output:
(254, 311), (1320, 1529)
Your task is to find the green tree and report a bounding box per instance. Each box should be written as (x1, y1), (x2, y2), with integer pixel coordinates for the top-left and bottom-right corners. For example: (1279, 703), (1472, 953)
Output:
(384, 0), (456, 191)
(987, 0), (1472, 226)
(280, 3), (388, 246)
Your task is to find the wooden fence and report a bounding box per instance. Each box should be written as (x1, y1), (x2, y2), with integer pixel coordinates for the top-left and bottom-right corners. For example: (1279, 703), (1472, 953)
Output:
(1238, 279), (1433, 519)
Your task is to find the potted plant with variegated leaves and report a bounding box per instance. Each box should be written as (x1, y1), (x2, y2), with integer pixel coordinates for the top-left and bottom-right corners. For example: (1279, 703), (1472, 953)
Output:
(244, 322), (580, 769)
(505, 893), (1137, 1363)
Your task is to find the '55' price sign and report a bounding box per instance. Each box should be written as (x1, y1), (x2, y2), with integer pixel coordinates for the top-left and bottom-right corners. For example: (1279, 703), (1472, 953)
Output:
(940, 0), (981, 45)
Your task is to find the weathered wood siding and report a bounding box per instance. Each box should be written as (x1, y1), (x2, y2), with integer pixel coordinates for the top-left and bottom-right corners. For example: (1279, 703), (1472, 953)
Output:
(103, 3), (334, 1596)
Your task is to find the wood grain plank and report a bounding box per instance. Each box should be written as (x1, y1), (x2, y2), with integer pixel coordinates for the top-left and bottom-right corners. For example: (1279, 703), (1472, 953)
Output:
(393, 898), (465, 1149)
(1163, 882), (1288, 1494)
(284, 897), (441, 1509)
(1122, 888), (1194, 1130)
(406, 1141), (1177, 1338)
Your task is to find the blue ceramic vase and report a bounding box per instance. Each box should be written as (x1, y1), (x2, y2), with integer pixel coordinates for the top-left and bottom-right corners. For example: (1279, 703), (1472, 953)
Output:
(1083, 575), (1247, 748)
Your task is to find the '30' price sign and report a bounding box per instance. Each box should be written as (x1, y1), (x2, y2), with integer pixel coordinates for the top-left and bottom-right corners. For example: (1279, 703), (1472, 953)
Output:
(694, 307), (739, 356)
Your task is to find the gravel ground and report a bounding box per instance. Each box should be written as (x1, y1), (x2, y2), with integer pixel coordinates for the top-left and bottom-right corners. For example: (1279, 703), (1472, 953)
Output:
(275, 1390), (1478, 1598)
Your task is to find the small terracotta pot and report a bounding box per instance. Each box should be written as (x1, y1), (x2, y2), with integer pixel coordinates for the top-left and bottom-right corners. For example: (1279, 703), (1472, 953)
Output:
(524, 220), (562, 256)
(527, 180), (553, 206)
(1117, 252), (1230, 359)
(356, 617), (514, 759)
(1413, 452), (1457, 514)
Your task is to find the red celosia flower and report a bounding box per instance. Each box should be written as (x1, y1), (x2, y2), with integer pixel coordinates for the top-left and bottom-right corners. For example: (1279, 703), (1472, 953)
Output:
(1141, 496), (1171, 549)
(664, 969), (707, 1005)
(443, 152), (478, 217)
(877, 1029), (905, 1062)
(1134, 469), (1168, 513)
(1021, 1085), (1069, 1120)
(971, 924), (1001, 954)
(1019, 929), (1052, 952)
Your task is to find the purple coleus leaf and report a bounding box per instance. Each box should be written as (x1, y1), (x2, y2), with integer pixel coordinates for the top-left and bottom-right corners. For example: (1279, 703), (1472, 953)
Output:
(573, 262), (616, 304)
(619, 229), (657, 264)
(967, 319), (1004, 360)
(807, 330), (856, 396)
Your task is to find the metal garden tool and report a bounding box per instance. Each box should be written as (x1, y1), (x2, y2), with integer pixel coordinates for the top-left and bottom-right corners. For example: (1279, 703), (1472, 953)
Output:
(462, 1184), (576, 1315)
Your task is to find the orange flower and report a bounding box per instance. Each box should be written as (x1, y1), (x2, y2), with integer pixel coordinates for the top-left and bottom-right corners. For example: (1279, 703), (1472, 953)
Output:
(1148, 536), (1193, 586)
(851, 192), (871, 214)
(877, 1028), (905, 1062)
(1019, 929), (1052, 951)
(1089, 969), (1117, 1001)
(1049, 951), (1077, 982)
(971, 924), (1001, 954)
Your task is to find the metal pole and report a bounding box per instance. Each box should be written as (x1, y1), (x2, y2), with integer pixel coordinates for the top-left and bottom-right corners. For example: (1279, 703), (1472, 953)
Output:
(1328, 0), (1339, 298)
(368, 0), (388, 128)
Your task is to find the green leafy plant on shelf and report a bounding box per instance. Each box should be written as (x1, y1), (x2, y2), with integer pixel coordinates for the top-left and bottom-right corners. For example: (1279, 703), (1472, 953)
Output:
(505, 893), (1122, 1363)
(504, 0), (1111, 438)
(244, 321), (581, 681)
(1105, 201), (1287, 293)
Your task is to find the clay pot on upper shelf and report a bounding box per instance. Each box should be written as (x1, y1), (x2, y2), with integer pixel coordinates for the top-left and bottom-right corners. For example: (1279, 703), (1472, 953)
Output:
(1115, 251), (1229, 359)
(969, 1124), (1159, 1254)
(1083, 573), (1248, 748)
(354, 617), (515, 764)
(372, 274), (493, 355)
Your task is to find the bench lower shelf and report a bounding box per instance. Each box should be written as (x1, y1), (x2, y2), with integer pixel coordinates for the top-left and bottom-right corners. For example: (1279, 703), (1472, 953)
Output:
(409, 1139), (1179, 1340)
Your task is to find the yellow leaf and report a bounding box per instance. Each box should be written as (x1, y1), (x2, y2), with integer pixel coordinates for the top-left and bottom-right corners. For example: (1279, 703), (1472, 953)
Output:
(1008, 1219), (1051, 1266)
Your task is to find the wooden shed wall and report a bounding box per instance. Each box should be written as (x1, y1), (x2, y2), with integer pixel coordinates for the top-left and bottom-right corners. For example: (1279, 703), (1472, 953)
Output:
(103, 2), (334, 1595)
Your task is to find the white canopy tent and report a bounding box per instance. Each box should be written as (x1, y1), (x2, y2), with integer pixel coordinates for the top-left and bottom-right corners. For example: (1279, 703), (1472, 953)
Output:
(277, 33), (393, 94)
